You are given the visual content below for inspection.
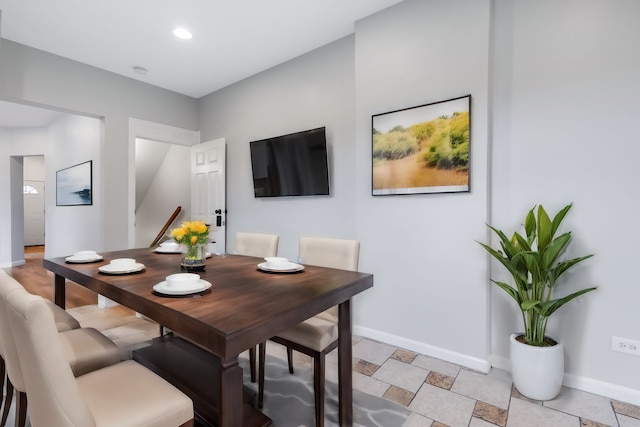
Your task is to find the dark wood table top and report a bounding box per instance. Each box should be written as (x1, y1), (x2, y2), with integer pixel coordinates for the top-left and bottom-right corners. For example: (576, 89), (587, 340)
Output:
(44, 248), (374, 360)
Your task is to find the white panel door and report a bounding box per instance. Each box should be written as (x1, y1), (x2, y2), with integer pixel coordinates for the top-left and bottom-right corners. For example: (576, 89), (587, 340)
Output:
(191, 138), (226, 254)
(24, 180), (45, 246)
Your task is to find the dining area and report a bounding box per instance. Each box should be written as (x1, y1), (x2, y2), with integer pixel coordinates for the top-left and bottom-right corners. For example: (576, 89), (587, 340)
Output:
(36, 234), (373, 427)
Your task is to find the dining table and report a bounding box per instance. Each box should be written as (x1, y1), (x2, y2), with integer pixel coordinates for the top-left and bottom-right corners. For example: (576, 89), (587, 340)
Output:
(43, 247), (373, 427)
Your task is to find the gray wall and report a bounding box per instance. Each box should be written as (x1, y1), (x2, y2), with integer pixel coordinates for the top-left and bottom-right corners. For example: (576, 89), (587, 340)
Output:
(1, 115), (103, 260)
(45, 115), (103, 257)
(0, 39), (198, 254)
(198, 35), (358, 259)
(354, 0), (491, 368)
(490, 0), (640, 398)
(199, 0), (491, 371)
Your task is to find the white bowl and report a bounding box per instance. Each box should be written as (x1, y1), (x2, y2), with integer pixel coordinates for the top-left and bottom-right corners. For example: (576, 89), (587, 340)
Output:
(165, 273), (200, 289)
(160, 241), (180, 250)
(74, 250), (97, 257)
(264, 257), (289, 269)
(110, 258), (136, 268)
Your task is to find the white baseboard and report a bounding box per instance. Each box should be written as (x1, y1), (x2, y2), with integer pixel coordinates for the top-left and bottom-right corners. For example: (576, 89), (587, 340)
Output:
(563, 372), (640, 406)
(0, 260), (26, 268)
(485, 347), (639, 406)
(353, 325), (491, 373)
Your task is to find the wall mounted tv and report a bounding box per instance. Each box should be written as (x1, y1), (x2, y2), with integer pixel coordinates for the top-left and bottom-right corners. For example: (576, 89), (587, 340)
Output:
(250, 127), (330, 198)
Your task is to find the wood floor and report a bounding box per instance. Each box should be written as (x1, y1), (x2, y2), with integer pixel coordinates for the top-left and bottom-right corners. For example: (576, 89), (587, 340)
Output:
(5, 246), (112, 309)
(5, 245), (97, 308)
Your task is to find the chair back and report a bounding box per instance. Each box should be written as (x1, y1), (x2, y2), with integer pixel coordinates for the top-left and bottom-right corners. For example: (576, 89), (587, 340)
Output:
(0, 272), (29, 391)
(299, 237), (360, 272)
(298, 237), (360, 321)
(5, 289), (96, 427)
(236, 232), (279, 258)
(0, 270), (9, 358)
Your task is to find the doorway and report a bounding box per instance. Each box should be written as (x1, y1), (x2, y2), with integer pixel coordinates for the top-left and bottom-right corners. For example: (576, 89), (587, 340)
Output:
(23, 155), (46, 247)
(133, 137), (227, 254)
(134, 138), (191, 247)
(24, 180), (45, 246)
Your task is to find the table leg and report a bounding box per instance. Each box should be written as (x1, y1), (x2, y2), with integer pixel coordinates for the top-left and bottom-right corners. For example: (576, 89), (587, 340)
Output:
(338, 299), (353, 426)
(218, 356), (243, 427)
(54, 274), (66, 308)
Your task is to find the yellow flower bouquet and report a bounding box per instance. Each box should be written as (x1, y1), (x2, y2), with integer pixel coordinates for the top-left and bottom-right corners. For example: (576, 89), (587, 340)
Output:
(170, 221), (210, 265)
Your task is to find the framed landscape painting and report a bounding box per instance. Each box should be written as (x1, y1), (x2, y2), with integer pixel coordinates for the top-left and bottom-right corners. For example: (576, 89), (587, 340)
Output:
(372, 95), (471, 195)
(56, 160), (93, 206)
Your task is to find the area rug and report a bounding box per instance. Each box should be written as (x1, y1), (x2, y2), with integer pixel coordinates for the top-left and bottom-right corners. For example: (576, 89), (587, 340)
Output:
(4, 354), (409, 427)
(238, 354), (411, 427)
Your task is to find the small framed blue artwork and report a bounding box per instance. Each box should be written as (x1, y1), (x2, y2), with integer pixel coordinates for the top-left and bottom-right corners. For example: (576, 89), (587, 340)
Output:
(56, 160), (92, 206)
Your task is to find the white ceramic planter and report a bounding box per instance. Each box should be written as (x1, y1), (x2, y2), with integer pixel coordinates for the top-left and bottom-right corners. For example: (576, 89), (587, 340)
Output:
(510, 333), (564, 401)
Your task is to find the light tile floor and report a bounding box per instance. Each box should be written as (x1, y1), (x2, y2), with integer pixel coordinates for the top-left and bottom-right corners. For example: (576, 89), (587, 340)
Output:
(70, 305), (640, 427)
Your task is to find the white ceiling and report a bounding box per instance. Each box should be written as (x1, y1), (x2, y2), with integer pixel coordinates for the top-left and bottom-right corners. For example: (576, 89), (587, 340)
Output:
(0, 0), (404, 99)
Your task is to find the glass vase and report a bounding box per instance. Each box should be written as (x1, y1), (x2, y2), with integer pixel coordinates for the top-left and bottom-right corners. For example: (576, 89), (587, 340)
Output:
(181, 243), (207, 272)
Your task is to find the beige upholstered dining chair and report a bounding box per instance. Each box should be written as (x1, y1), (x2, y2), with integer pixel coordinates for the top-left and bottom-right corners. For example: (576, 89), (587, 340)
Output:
(258, 236), (360, 427)
(235, 232), (279, 258)
(0, 271), (121, 427)
(234, 232), (279, 383)
(5, 288), (194, 427)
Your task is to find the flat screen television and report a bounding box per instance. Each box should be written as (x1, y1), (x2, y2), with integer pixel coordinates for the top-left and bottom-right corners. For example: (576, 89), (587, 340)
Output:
(250, 127), (330, 198)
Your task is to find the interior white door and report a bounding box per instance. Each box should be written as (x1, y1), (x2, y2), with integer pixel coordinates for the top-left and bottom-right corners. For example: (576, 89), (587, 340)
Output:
(191, 138), (226, 254)
(24, 180), (45, 246)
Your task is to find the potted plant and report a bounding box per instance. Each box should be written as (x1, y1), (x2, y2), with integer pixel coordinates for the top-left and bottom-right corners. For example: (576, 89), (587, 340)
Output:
(478, 203), (596, 400)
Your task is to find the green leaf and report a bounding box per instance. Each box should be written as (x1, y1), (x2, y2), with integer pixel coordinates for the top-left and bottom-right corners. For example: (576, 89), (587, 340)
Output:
(537, 205), (553, 251)
(478, 242), (527, 285)
(550, 255), (595, 282)
(550, 203), (573, 242)
(540, 232), (571, 270)
(492, 280), (524, 305)
(513, 232), (532, 252)
(536, 287), (597, 317)
(521, 300), (539, 311)
(524, 207), (536, 241)
(487, 225), (512, 247)
(520, 252), (540, 278)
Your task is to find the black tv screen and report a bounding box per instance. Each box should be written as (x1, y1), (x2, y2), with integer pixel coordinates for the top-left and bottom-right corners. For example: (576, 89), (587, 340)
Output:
(250, 127), (330, 198)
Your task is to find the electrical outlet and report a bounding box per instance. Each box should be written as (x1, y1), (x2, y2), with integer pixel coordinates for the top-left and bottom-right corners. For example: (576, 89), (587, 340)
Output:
(611, 336), (640, 356)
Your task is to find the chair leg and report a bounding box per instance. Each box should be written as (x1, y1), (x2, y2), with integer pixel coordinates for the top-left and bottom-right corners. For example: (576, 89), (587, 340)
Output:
(15, 392), (27, 427)
(313, 353), (325, 427)
(249, 346), (256, 383)
(0, 378), (13, 427)
(257, 341), (266, 409)
(0, 358), (4, 397)
(0, 359), (5, 427)
(286, 346), (294, 374)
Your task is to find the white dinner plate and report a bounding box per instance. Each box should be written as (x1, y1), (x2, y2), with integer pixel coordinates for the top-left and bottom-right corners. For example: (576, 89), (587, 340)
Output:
(98, 263), (146, 275)
(258, 262), (305, 273)
(153, 247), (182, 254)
(65, 255), (104, 263)
(153, 248), (213, 258)
(153, 279), (212, 296)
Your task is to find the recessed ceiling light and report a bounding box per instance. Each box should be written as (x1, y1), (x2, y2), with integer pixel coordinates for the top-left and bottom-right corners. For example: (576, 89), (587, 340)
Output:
(173, 27), (193, 40)
(133, 66), (148, 75)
